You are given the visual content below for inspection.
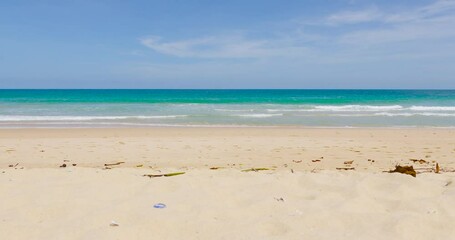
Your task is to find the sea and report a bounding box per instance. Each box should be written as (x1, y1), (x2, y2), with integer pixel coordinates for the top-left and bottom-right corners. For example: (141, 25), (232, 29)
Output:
(1, 89), (455, 128)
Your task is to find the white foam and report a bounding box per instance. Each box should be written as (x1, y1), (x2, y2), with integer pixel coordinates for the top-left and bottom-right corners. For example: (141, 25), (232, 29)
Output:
(266, 109), (309, 112)
(0, 115), (187, 121)
(374, 112), (414, 117)
(375, 112), (455, 117)
(214, 109), (253, 112)
(409, 106), (455, 111)
(313, 105), (404, 112)
(234, 114), (283, 118)
(266, 105), (404, 112)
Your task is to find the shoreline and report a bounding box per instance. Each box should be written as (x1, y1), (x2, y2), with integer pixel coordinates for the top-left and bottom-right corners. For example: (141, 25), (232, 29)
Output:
(2, 125), (455, 129)
(2, 127), (454, 172)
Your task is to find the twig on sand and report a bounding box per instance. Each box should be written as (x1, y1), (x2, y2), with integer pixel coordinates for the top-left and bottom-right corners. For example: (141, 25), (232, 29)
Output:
(210, 167), (224, 170)
(143, 172), (186, 178)
(336, 167), (355, 170)
(104, 162), (125, 167)
(241, 168), (271, 172)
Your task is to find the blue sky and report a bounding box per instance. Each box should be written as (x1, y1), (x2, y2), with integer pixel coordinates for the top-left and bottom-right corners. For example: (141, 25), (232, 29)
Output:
(1, 0), (455, 88)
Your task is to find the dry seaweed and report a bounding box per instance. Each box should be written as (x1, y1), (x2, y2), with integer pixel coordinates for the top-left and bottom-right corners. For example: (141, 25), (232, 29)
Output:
(336, 167), (355, 170)
(104, 161), (125, 167)
(143, 172), (186, 178)
(241, 168), (271, 172)
(210, 167), (223, 170)
(344, 161), (354, 165)
(312, 160), (321, 163)
(388, 165), (416, 177)
(410, 159), (428, 164)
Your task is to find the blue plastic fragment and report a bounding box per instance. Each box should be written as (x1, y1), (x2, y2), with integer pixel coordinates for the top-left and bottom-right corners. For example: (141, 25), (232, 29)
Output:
(153, 203), (166, 209)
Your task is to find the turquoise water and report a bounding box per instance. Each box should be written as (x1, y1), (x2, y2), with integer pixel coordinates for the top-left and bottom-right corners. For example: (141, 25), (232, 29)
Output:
(1, 90), (455, 127)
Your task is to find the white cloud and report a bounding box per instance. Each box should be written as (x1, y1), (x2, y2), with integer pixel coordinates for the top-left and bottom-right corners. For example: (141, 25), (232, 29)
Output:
(384, 0), (455, 23)
(338, 0), (455, 45)
(141, 35), (310, 59)
(326, 8), (382, 25)
(325, 0), (455, 25)
(140, 1), (455, 59)
(339, 16), (455, 45)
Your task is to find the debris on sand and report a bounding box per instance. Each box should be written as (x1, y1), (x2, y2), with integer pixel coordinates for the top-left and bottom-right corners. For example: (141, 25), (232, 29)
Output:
(241, 168), (271, 172)
(410, 159), (428, 164)
(336, 167), (355, 170)
(59, 164), (67, 168)
(312, 159), (321, 163)
(435, 163), (440, 174)
(143, 172), (186, 178)
(8, 163), (19, 168)
(388, 165), (416, 177)
(104, 162), (125, 167)
(109, 221), (119, 227)
(344, 160), (354, 165)
(153, 203), (166, 209)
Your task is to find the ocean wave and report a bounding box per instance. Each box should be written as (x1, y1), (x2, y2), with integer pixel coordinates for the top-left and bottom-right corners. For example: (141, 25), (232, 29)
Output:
(0, 115), (187, 121)
(313, 105), (404, 112)
(374, 112), (455, 117)
(409, 106), (455, 111)
(233, 114), (283, 118)
(267, 105), (455, 113)
(214, 109), (254, 112)
(266, 105), (404, 112)
(266, 109), (309, 112)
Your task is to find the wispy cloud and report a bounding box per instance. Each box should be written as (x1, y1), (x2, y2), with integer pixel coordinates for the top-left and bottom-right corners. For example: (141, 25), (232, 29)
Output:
(140, 0), (455, 60)
(325, 0), (455, 25)
(326, 8), (382, 25)
(141, 34), (310, 59)
(385, 0), (455, 23)
(337, 0), (455, 45)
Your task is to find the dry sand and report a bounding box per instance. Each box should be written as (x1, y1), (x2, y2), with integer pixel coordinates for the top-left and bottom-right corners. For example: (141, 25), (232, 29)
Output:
(1, 127), (455, 239)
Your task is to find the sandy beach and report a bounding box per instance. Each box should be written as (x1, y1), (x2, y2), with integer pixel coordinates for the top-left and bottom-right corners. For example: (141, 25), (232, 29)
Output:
(1, 127), (455, 239)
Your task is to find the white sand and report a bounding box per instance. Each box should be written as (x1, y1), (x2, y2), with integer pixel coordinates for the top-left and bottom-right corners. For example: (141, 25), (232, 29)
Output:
(1, 128), (455, 239)
(1, 169), (454, 239)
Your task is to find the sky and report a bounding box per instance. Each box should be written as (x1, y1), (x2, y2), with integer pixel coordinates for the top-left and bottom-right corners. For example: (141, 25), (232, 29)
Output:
(1, 0), (455, 89)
